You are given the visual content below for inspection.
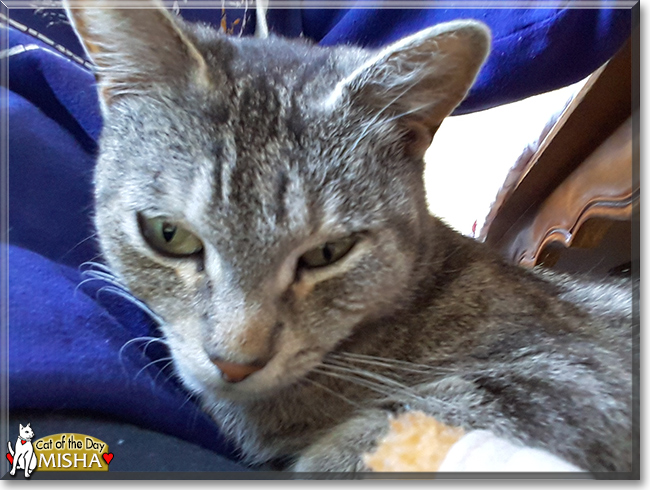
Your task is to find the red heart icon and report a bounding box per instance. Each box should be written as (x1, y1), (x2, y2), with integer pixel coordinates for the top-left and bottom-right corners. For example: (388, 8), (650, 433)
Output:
(102, 453), (114, 465)
(21, 440), (26, 445)
(6, 452), (13, 465)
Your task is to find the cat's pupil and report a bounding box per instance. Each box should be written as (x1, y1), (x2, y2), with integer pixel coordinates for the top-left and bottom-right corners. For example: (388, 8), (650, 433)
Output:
(162, 222), (177, 243)
(322, 244), (333, 263)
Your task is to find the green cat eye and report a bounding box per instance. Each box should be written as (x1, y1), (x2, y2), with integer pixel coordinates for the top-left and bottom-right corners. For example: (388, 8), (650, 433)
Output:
(299, 236), (357, 269)
(138, 215), (203, 257)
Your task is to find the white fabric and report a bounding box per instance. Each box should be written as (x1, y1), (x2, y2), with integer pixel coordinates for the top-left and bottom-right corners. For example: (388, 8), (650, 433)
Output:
(438, 430), (587, 473)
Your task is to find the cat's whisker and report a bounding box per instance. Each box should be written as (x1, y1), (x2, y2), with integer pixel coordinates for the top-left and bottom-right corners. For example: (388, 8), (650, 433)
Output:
(79, 260), (112, 274)
(76, 276), (126, 298)
(329, 353), (438, 374)
(73, 277), (106, 297)
(74, 270), (133, 302)
(332, 351), (456, 373)
(326, 358), (446, 386)
(153, 359), (176, 384)
(178, 389), (202, 411)
(321, 363), (468, 418)
(313, 367), (395, 399)
(322, 360), (422, 397)
(79, 260), (116, 275)
(134, 356), (174, 381)
(298, 379), (359, 423)
(349, 352), (458, 372)
(119, 335), (157, 356)
(59, 232), (99, 262)
(141, 336), (169, 356)
(77, 271), (129, 295)
(315, 364), (418, 401)
(95, 286), (165, 325)
(118, 335), (169, 364)
(80, 269), (124, 286)
(320, 363), (470, 418)
(302, 376), (364, 410)
(82, 252), (108, 268)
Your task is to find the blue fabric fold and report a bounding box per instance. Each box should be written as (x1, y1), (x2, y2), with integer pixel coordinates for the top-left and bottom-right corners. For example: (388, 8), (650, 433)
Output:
(8, 245), (238, 458)
(4, 6), (633, 466)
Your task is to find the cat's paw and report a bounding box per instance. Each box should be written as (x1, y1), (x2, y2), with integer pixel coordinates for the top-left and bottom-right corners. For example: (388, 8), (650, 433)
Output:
(291, 409), (391, 473)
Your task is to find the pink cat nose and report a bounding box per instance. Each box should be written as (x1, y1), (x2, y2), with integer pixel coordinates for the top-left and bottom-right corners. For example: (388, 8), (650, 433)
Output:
(211, 358), (266, 383)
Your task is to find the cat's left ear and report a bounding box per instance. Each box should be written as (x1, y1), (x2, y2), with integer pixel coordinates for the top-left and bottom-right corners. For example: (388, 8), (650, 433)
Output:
(337, 21), (490, 158)
(63, 0), (209, 113)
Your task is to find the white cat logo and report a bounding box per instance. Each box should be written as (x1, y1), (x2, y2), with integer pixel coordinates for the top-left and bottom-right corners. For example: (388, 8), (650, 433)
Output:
(7, 423), (38, 478)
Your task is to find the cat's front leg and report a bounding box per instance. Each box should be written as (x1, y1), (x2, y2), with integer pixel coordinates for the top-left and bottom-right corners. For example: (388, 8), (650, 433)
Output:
(291, 409), (391, 473)
(25, 453), (36, 478)
(29, 452), (37, 475)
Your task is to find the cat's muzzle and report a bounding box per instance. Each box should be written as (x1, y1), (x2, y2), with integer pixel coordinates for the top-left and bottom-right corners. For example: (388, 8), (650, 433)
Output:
(211, 357), (267, 383)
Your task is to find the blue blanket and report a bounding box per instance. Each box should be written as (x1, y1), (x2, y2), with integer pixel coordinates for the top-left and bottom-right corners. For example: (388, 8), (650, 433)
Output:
(5, 5), (632, 464)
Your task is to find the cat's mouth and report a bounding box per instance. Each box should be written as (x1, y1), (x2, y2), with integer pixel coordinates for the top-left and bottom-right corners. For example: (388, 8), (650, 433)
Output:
(165, 316), (342, 401)
(197, 347), (330, 401)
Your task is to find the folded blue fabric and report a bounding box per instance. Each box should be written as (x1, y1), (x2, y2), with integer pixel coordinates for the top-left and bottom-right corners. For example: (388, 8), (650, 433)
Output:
(5, 6), (632, 465)
(8, 245), (238, 458)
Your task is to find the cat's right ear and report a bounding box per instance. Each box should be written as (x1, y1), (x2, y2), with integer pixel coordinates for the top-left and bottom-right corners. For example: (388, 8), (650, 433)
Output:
(63, 0), (209, 113)
(333, 21), (490, 159)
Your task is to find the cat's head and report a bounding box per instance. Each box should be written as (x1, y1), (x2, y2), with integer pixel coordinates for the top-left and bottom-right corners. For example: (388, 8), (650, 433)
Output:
(19, 424), (34, 440)
(66, 1), (489, 400)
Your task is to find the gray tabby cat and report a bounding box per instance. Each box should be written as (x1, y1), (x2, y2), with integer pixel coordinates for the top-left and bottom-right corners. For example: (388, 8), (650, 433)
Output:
(65, 1), (635, 473)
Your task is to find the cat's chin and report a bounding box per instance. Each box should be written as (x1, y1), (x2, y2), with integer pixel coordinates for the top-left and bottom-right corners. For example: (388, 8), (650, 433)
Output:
(207, 368), (313, 402)
(208, 384), (277, 402)
(194, 356), (327, 404)
(171, 334), (330, 402)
